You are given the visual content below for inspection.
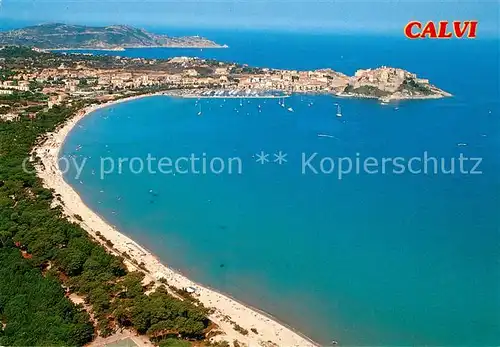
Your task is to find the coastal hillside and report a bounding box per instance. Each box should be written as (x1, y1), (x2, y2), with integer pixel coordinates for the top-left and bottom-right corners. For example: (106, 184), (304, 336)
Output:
(0, 23), (225, 49)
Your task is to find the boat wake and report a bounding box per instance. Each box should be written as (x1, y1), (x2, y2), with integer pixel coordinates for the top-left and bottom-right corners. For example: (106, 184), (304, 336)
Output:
(317, 134), (339, 140)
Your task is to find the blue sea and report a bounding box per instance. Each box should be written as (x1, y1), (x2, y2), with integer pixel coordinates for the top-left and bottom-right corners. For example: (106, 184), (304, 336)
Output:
(60, 30), (499, 345)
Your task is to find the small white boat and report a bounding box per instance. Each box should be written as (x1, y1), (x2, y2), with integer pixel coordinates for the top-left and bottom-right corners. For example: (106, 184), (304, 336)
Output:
(318, 134), (334, 138)
(335, 103), (342, 117)
(287, 107), (294, 112)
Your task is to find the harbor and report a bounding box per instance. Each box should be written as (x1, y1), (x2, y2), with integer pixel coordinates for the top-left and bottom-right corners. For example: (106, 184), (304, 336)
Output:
(177, 89), (291, 99)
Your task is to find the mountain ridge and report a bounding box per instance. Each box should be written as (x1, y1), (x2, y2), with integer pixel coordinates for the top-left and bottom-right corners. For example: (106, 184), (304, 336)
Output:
(0, 23), (225, 49)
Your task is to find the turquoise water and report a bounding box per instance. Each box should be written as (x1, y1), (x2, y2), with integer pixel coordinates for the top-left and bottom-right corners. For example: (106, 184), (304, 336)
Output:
(62, 32), (499, 345)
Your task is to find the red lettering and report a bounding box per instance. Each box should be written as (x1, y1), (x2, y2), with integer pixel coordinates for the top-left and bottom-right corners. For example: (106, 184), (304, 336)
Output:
(437, 21), (452, 38)
(421, 21), (438, 38)
(467, 21), (478, 38)
(453, 21), (471, 38)
(405, 20), (478, 39)
(404, 21), (422, 39)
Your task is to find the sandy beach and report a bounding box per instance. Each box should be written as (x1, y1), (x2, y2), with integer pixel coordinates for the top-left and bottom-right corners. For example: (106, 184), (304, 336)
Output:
(33, 93), (319, 347)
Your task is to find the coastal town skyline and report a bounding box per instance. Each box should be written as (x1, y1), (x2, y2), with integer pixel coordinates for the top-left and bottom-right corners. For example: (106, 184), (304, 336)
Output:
(1, 0), (499, 35)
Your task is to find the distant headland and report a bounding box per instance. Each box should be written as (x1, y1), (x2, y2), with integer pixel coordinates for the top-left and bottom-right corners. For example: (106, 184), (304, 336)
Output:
(0, 23), (227, 50)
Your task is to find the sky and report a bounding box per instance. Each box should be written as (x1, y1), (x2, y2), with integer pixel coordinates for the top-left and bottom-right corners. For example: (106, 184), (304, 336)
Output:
(0, 0), (498, 35)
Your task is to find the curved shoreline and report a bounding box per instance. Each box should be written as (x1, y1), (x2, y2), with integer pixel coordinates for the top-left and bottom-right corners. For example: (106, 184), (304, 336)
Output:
(33, 93), (320, 347)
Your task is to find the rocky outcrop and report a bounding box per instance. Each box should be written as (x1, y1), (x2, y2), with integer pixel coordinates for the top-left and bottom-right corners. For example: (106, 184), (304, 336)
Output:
(339, 66), (451, 101)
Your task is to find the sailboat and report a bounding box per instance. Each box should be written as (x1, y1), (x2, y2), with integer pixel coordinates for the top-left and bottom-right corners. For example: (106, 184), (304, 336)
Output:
(335, 103), (342, 117)
(197, 102), (202, 116)
(281, 97), (286, 108)
(239, 98), (243, 107)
